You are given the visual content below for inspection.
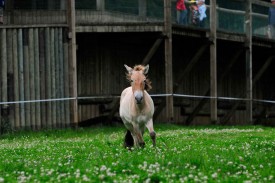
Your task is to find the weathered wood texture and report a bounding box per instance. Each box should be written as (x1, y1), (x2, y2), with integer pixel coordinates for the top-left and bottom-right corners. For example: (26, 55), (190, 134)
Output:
(76, 32), (275, 125)
(0, 27), (70, 130)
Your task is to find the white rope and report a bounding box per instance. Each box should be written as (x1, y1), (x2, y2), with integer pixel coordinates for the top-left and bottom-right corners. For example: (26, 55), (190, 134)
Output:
(0, 97), (76, 105)
(0, 94), (274, 105)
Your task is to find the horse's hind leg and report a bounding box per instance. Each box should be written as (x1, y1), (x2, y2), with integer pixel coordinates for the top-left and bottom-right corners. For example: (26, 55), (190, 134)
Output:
(124, 130), (134, 148)
(146, 119), (156, 146)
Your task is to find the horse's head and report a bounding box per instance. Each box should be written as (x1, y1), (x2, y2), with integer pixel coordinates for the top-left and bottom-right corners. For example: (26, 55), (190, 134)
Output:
(125, 64), (152, 104)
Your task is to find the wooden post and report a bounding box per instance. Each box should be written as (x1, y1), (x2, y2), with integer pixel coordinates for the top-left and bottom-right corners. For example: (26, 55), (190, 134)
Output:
(1, 29), (7, 130)
(210, 0), (217, 124)
(96, 0), (105, 11)
(13, 29), (20, 129)
(245, 0), (252, 124)
(34, 28), (41, 129)
(139, 0), (147, 17)
(67, 0), (78, 126)
(18, 29), (25, 128)
(23, 29), (30, 128)
(29, 28), (36, 129)
(164, 0), (173, 122)
(45, 27), (52, 128)
(7, 29), (15, 129)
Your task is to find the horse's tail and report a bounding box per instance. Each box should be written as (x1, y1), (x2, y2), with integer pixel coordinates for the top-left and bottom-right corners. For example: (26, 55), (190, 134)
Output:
(124, 130), (134, 148)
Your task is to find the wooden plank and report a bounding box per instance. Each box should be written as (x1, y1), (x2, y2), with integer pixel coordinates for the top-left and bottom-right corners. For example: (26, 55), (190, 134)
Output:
(39, 28), (46, 128)
(63, 29), (70, 127)
(210, 0), (217, 124)
(54, 28), (61, 127)
(13, 29), (20, 129)
(7, 29), (15, 129)
(67, 0), (79, 126)
(45, 27), (52, 128)
(245, 0), (252, 124)
(1, 29), (7, 131)
(23, 29), (31, 129)
(51, 28), (57, 128)
(34, 28), (41, 129)
(29, 28), (36, 129)
(59, 28), (65, 128)
(164, 0), (173, 122)
(18, 29), (26, 128)
(139, 0), (147, 17)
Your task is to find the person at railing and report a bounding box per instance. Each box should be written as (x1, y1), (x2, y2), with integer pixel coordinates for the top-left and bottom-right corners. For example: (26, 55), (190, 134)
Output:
(196, 0), (207, 28)
(176, 0), (191, 25)
(268, 0), (275, 39)
(0, 0), (4, 24)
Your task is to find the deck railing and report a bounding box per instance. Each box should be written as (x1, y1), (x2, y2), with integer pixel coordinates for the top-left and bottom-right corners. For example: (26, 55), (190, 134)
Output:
(2, 0), (275, 40)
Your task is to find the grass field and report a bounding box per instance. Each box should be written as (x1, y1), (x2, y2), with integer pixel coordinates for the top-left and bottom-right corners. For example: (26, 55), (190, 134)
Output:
(0, 124), (274, 182)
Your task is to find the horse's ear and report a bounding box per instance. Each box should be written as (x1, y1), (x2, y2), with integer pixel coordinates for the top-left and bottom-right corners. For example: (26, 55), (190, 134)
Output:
(124, 64), (133, 74)
(144, 65), (149, 75)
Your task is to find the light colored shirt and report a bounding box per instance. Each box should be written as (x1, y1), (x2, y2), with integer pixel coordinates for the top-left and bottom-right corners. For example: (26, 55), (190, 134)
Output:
(198, 4), (206, 21)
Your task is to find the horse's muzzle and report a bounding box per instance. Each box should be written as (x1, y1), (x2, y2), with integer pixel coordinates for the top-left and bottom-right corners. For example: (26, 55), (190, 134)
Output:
(134, 91), (143, 104)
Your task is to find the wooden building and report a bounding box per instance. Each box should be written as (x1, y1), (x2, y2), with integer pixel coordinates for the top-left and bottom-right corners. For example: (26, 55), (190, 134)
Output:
(0, 0), (274, 131)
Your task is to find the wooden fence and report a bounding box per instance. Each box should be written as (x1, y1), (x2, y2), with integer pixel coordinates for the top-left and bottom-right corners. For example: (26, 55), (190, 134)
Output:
(0, 27), (71, 130)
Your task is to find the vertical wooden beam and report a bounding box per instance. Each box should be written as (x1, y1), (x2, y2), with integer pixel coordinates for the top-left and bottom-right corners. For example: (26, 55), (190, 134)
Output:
(139, 0), (147, 17)
(245, 0), (253, 124)
(34, 28), (41, 129)
(67, 0), (78, 126)
(39, 28), (46, 128)
(45, 27), (52, 128)
(13, 29), (20, 129)
(51, 28), (57, 128)
(164, 0), (173, 122)
(29, 28), (36, 129)
(210, 0), (217, 124)
(18, 29), (25, 128)
(23, 29), (30, 129)
(1, 29), (7, 130)
(97, 0), (105, 11)
(7, 30), (15, 129)
(63, 29), (70, 127)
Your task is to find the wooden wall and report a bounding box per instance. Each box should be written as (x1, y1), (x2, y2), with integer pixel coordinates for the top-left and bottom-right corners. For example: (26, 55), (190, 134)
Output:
(76, 32), (275, 125)
(0, 27), (71, 130)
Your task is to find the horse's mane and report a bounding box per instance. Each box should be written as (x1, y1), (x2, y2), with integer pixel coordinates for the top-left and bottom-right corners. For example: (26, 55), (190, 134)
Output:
(126, 65), (152, 91)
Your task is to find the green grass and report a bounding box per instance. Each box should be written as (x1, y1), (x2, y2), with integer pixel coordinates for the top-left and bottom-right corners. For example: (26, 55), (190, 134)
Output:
(0, 125), (274, 182)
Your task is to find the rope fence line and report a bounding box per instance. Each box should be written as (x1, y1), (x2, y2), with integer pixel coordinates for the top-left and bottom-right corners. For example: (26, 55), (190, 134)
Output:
(1, 94), (275, 105)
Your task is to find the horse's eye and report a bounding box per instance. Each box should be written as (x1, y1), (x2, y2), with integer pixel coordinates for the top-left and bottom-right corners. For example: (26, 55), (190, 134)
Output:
(130, 80), (134, 83)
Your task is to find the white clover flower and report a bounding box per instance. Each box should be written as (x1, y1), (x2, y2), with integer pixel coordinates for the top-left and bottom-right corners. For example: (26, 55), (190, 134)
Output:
(259, 164), (264, 168)
(211, 172), (218, 178)
(0, 177), (4, 183)
(100, 165), (107, 171)
(227, 161), (233, 165)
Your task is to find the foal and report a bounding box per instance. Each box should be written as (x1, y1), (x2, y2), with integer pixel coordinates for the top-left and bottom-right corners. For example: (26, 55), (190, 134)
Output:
(119, 64), (156, 148)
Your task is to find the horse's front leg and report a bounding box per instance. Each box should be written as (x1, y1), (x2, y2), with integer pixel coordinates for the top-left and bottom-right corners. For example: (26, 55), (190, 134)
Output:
(146, 119), (156, 146)
(133, 124), (145, 148)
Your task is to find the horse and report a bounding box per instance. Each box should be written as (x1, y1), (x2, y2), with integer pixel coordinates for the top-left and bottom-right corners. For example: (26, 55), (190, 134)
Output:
(119, 64), (156, 148)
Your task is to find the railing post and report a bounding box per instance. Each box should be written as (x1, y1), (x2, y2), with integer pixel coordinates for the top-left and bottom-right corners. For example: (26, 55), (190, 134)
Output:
(210, 0), (217, 124)
(245, 0), (253, 124)
(96, 0), (105, 11)
(67, 0), (78, 127)
(139, 0), (147, 18)
(164, 0), (174, 122)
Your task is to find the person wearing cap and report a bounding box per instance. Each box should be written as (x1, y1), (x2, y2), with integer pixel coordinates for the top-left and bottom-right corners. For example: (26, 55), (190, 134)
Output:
(268, 0), (275, 38)
(176, 0), (191, 25)
(196, 0), (207, 27)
